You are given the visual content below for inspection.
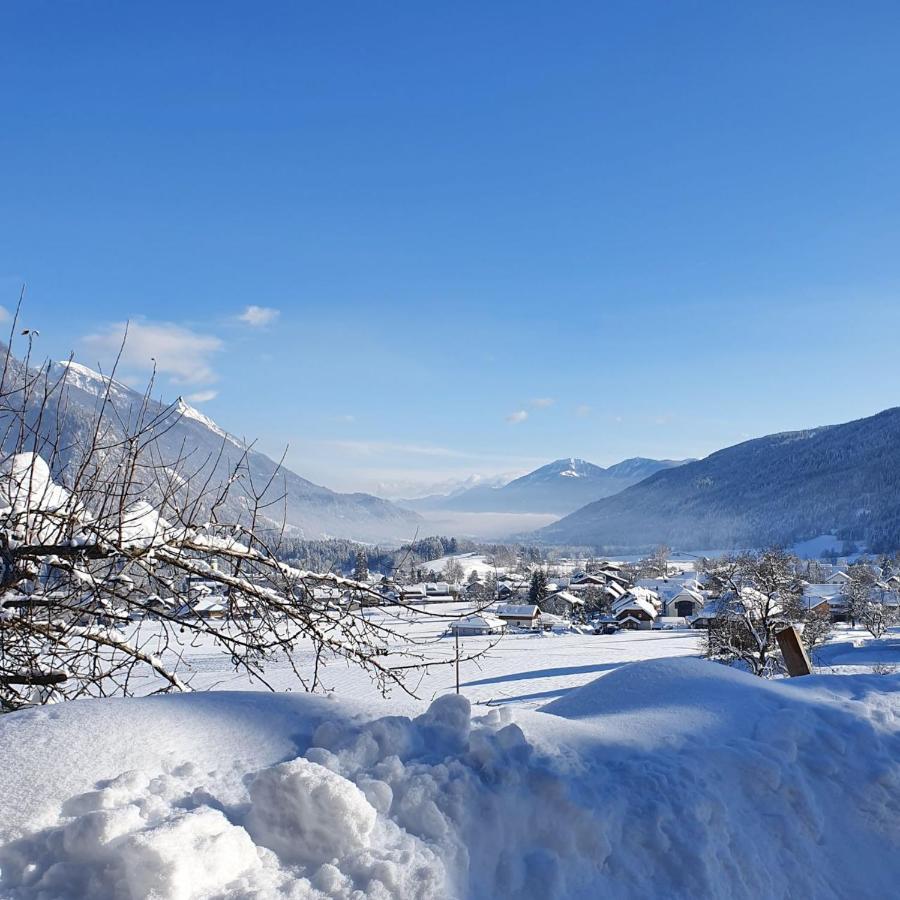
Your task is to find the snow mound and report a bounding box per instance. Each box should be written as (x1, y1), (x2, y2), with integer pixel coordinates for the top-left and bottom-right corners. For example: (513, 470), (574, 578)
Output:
(246, 758), (377, 863)
(1, 661), (900, 898)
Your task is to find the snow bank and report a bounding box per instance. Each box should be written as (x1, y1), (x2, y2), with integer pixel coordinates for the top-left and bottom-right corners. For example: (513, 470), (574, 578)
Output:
(1, 660), (899, 898)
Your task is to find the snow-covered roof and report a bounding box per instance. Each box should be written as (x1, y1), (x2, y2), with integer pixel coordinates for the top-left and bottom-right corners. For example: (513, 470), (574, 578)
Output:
(635, 578), (676, 596)
(802, 595), (831, 611)
(551, 590), (584, 606)
(451, 613), (505, 631)
(496, 603), (540, 617)
(193, 597), (227, 612)
(694, 588), (783, 621)
(827, 571), (852, 583)
(670, 587), (704, 603)
(630, 586), (660, 603)
(425, 582), (451, 593)
(694, 600), (722, 620)
(176, 597), (227, 617)
(570, 573), (607, 585)
(802, 583), (843, 600)
(613, 595), (658, 618)
(735, 587), (781, 618)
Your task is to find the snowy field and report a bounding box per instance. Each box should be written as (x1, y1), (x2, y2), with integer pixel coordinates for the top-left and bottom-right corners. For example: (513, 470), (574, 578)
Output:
(2, 657), (900, 898)
(144, 603), (702, 714)
(424, 551), (703, 579)
(3, 612), (900, 898)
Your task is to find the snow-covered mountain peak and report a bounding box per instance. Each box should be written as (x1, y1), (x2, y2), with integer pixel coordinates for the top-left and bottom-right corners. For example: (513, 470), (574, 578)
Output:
(56, 360), (130, 399)
(175, 398), (238, 446)
(543, 458), (598, 479)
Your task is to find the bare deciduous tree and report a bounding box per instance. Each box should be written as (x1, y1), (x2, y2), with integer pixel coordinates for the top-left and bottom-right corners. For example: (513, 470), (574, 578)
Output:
(443, 558), (465, 585)
(704, 549), (803, 677)
(839, 560), (898, 637)
(0, 317), (489, 711)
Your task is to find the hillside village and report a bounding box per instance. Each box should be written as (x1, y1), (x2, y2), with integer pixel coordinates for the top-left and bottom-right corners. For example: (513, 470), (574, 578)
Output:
(103, 543), (900, 658)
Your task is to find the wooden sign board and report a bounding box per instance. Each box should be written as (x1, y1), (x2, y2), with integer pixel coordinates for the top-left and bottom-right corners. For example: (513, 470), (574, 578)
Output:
(776, 625), (813, 677)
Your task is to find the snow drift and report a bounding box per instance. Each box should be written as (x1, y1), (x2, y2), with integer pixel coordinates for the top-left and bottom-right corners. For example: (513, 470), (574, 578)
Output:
(1, 659), (899, 898)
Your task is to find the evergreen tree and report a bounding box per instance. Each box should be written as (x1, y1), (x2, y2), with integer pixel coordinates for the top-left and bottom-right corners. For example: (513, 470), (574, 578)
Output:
(529, 569), (548, 605)
(353, 549), (369, 582)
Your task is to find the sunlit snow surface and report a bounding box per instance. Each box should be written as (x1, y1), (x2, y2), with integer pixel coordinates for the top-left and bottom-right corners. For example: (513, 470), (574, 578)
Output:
(2, 655), (900, 899)
(135, 603), (703, 713)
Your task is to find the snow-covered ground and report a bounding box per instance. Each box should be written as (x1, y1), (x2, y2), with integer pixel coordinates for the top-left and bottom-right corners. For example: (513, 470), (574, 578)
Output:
(422, 553), (499, 578)
(4, 606), (900, 899)
(2, 657), (900, 899)
(161, 606), (702, 714)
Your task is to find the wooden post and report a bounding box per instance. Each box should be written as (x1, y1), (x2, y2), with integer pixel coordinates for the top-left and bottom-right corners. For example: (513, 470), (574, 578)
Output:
(776, 625), (813, 677)
(455, 628), (460, 695)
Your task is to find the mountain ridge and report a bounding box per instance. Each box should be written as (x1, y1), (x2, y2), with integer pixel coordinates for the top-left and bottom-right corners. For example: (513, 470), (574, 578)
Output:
(403, 456), (690, 515)
(4, 353), (422, 543)
(536, 406), (900, 553)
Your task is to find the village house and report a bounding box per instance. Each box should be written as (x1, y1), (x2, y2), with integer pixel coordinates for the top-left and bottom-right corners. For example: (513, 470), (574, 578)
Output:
(826, 570), (852, 586)
(801, 595), (832, 620)
(691, 587), (782, 630)
(547, 590), (586, 618)
(141, 595), (177, 619)
(801, 583), (846, 621)
(664, 586), (705, 619)
(450, 613), (506, 636)
(464, 579), (483, 598)
(497, 581), (526, 602)
(495, 603), (542, 631)
(569, 573), (607, 588)
(425, 582), (454, 601)
(612, 588), (661, 630)
(175, 596), (227, 620)
(570, 568), (631, 591)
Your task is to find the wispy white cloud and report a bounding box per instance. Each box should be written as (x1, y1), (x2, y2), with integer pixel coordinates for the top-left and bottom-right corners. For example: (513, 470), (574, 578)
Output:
(334, 414), (356, 424)
(323, 439), (472, 459)
(373, 471), (521, 500)
(0, 306), (9, 322)
(81, 319), (223, 385)
(575, 404), (591, 418)
(531, 397), (555, 409)
(185, 389), (218, 403)
(506, 410), (528, 424)
(238, 305), (280, 327)
(282, 439), (548, 496)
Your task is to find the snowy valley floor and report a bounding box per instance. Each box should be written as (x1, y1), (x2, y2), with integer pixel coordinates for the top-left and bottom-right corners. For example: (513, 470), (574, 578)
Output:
(2, 626), (900, 898)
(169, 613), (704, 714)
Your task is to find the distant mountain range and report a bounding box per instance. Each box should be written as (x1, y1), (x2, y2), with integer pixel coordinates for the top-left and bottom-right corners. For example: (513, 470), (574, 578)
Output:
(536, 407), (900, 553)
(402, 457), (690, 515)
(2, 354), (421, 543)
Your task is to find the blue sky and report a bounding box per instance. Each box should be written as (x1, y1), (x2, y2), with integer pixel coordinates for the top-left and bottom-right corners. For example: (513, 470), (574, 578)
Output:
(3, 1), (900, 496)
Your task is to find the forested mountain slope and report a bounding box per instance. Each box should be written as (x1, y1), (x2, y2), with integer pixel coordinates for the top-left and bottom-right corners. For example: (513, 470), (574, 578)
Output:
(0, 351), (420, 542)
(537, 408), (900, 553)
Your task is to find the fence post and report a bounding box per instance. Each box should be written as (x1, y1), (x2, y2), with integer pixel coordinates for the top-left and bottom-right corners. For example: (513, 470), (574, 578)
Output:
(776, 625), (813, 676)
